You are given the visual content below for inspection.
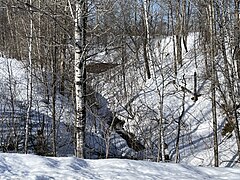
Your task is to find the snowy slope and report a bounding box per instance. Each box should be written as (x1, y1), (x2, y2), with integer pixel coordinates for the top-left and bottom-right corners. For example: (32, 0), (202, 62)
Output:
(90, 32), (240, 167)
(0, 153), (240, 180)
(0, 30), (240, 180)
(0, 57), (140, 158)
(0, 57), (75, 155)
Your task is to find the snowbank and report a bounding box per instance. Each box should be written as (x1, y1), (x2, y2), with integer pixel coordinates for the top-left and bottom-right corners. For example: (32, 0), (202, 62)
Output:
(0, 153), (240, 179)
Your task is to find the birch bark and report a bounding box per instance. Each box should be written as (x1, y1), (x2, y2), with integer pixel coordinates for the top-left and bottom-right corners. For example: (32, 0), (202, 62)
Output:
(74, 0), (87, 158)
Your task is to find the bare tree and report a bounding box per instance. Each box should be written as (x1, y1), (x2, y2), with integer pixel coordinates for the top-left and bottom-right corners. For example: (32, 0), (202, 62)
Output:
(232, 0), (240, 161)
(208, 0), (219, 167)
(74, 0), (87, 158)
(24, 0), (33, 154)
(142, 0), (151, 79)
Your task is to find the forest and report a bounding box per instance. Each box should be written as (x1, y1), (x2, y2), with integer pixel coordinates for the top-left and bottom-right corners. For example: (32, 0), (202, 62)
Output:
(0, 0), (240, 168)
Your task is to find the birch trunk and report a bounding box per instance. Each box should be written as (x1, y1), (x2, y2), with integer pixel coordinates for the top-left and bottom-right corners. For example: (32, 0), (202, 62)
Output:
(209, 0), (219, 167)
(143, 0), (151, 79)
(234, 0), (240, 80)
(24, 0), (33, 154)
(169, 1), (177, 77)
(233, 0), (240, 161)
(75, 0), (87, 158)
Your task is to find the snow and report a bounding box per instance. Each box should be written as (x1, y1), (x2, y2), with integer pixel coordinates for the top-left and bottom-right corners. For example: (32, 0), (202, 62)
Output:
(0, 153), (239, 179)
(90, 32), (240, 167)
(0, 33), (240, 179)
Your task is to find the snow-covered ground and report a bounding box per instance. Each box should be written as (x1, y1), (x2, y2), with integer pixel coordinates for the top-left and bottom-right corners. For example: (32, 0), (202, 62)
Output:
(0, 32), (240, 179)
(91, 32), (240, 167)
(0, 153), (239, 180)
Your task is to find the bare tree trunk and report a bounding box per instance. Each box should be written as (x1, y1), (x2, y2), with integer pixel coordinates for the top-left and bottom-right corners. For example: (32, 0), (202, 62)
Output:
(51, 0), (58, 157)
(143, 0), (151, 79)
(234, 0), (240, 80)
(209, 0), (219, 167)
(24, 0), (33, 154)
(51, 44), (57, 157)
(156, 68), (166, 162)
(232, 98), (240, 162)
(60, 58), (66, 95)
(193, 72), (198, 102)
(233, 0), (240, 161)
(182, 0), (190, 53)
(175, 74), (186, 163)
(121, 35), (127, 98)
(176, 0), (182, 66)
(169, 1), (177, 77)
(75, 0), (87, 158)
(157, 89), (165, 162)
(6, 60), (17, 152)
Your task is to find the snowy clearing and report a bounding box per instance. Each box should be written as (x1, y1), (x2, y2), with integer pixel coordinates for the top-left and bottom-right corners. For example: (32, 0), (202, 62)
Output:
(0, 153), (239, 180)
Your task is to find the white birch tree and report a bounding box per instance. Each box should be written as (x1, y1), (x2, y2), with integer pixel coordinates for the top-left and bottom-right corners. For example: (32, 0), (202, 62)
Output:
(24, 0), (33, 154)
(143, 0), (151, 79)
(208, 0), (219, 167)
(74, 0), (87, 158)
